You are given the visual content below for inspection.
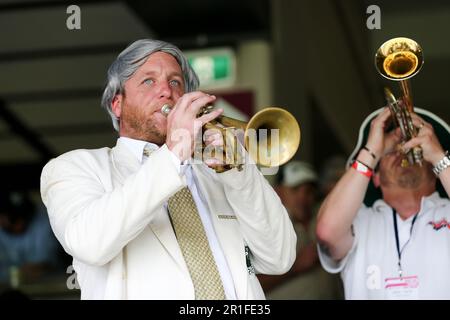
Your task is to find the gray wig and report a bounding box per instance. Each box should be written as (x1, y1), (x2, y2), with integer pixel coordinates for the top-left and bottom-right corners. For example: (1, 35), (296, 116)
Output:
(101, 39), (199, 131)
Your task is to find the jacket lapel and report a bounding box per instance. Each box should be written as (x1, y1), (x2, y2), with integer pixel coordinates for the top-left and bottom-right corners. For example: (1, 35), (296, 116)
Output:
(149, 209), (190, 275)
(110, 139), (189, 275)
(110, 139), (140, 180)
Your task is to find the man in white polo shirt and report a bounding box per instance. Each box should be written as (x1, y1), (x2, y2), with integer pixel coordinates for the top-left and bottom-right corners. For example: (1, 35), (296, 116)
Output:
(316, 107), (450, 299)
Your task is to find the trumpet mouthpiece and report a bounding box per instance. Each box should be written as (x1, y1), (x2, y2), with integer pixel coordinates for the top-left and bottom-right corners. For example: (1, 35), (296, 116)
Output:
(161, 104), (172, 116)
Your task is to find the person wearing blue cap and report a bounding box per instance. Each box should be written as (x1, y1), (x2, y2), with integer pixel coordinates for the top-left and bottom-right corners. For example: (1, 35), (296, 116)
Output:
(316, 106), (450, 299)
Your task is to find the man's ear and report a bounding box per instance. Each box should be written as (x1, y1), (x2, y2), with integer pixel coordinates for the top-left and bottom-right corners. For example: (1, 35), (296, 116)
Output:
(372, 171), (380, 188)
(111, 95), (123, 119)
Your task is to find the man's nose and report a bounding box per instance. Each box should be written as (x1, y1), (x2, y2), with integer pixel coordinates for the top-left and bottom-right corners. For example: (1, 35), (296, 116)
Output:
(157, 81), (172, 98)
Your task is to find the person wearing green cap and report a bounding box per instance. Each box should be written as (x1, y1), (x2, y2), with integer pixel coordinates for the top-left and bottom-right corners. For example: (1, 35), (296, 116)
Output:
(316, 106), (450, 299)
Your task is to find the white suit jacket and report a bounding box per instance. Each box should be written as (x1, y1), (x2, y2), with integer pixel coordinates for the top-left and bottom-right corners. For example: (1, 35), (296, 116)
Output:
(40, 139), (296, 299)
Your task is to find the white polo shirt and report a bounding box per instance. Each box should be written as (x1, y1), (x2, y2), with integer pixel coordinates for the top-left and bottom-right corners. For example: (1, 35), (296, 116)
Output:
(318, 192), (450, 299)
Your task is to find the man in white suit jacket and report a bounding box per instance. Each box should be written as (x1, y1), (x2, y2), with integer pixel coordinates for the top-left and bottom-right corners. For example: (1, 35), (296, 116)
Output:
(40, 39), (296, 299)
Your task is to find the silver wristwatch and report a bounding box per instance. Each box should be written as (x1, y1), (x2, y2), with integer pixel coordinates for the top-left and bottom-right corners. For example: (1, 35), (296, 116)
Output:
(433, 151), (450, 176)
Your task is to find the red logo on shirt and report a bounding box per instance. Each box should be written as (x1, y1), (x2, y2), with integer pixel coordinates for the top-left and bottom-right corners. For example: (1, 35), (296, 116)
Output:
(428, 218), (450, 230)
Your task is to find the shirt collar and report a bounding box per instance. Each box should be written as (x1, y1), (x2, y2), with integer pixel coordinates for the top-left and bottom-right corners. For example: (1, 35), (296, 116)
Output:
(420, 191), (446, 212)
(372, 191), (443, 215)
(118, 137), (159, 164)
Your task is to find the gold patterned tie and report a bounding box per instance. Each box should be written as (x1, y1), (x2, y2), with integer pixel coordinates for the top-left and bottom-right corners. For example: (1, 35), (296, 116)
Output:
(168, 187), (226, 300)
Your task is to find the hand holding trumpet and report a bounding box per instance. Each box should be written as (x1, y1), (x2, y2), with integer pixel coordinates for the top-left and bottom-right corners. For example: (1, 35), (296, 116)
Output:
(163, 92), (301, 172)
(364, 107), (446, 168)
(164, 91), (223, 163)
(401, 113), (446, 166)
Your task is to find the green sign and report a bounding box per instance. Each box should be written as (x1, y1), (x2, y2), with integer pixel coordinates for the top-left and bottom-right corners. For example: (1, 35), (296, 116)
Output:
(186, 48), (236, 89)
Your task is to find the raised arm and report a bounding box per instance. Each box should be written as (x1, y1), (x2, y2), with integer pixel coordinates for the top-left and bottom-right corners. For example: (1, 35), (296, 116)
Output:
(403, 112), (450, 197)
(316, 108), (397, 260)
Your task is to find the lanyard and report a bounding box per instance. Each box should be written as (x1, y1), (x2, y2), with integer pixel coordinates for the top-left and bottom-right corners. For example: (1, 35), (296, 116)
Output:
(392, 209), (418, 278)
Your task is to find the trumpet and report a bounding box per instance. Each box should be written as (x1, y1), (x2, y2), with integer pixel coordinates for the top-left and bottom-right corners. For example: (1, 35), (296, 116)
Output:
(375, 37), (424, 167)
(161, 104), (301, 172)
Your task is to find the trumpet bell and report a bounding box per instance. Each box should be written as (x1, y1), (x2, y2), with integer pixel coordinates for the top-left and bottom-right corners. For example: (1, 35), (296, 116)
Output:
(374, 37), (424, 166)
(161, 103), (301, 170)
(375, 37), (424, 81)
(244, 107), (301, 167)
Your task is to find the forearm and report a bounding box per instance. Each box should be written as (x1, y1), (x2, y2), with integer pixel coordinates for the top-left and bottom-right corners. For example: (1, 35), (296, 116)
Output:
(437, 167), (450, 197)
(218, 164), (296, 274)
(432, 151), (450, 197)
(317, 150), (375, 247)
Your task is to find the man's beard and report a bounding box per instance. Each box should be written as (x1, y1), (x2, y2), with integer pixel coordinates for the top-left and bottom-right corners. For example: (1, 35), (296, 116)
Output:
(121, 103), (166, 145)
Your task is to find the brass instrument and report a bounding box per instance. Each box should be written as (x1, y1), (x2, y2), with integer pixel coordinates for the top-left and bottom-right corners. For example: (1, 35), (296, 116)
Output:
(375, 37), (424, 166)
(161, 104), (301, 172)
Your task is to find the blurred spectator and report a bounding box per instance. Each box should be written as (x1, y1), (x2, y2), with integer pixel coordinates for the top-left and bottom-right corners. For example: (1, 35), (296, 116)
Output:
(319, 155), (347, 199)
(0, 190), (60, 286)
(258, 161), (342, 299)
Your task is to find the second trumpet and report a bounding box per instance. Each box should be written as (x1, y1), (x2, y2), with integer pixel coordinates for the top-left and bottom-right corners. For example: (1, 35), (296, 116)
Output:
(375, 37), (424, 166)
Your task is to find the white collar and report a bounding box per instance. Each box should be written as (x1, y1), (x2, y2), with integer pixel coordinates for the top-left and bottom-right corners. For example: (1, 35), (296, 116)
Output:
(118, 137), (159, 164)
(372, 191), (444, 216)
